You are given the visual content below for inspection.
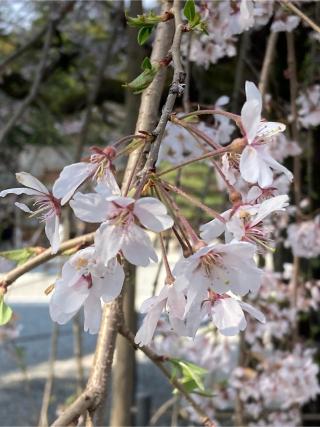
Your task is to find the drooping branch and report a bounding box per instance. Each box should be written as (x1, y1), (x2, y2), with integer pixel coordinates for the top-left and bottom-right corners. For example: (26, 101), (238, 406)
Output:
(259, 32), (278, 98)
(280, 0), (320, 34)
(119, 325), (217, 427)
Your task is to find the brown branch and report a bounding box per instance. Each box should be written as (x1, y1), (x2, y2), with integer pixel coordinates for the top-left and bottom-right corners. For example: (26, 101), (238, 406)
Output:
(119, 325), (217, 427)
(259, 32), (278, 99)
(1, 232), (94, 291)
(280, 0), (320, 34)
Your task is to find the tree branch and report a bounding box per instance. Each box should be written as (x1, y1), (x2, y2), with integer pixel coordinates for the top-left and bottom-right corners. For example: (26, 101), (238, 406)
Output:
(119, 325), (217, 427)
(0, 232), (94, 291)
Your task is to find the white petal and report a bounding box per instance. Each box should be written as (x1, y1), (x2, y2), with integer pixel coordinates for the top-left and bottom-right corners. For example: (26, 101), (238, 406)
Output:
(211, 298), (246, 336)
(52, 162), (95, 205)
(121, 224), (158, 266)
(14, 202), (33, 213)
(245, 81), (262, 107)
(239, 146), (260, 184)
(241, 100), (261, 144)
(50, 279), (89, 314)
(240, 301), (266, 323)
(251, 195), (289, 226)
(167, 286), (186, 319)
(0, 187), (41, 197)
(95, 222), (124, 266)
(83, 294), (102, 334)
(97, 260), (125, 303)
(45, 215), (61, 254)
(134, 197), (174, 232)
(16, 172), (48, 194)
(134, 301), (166, 346)
(200, 210), (230, 242)
(95, 168), (120, 197)
(70, 192), (109, 223)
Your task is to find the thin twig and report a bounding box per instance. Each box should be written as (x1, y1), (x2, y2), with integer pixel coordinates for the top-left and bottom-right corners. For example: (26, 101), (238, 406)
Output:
(259, 32), (278, 98)
(119, 325), (217, 427)
(280, 0), (320, 34)
(0, 232), (94, 291)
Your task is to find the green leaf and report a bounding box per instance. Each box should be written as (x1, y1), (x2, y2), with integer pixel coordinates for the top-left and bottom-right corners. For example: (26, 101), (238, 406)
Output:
(0, 295), (13, 326)
(138, 26), (153, 45)
(184, 0), (196, 22)
(141, 57), (152, 71)
(0, 247), (40, 266)
(123, 64), (159, 94)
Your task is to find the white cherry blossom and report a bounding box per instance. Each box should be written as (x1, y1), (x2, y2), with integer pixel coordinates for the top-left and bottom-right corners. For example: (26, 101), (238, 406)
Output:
(173, 241), (262, 317)
(49, 247), (124, 334)
(239, 81), (292, 188)
(134, 281), (186, 346)
(70, 193), (173, 267)
(0, 172), (61, 253)
(52, 146), (118, 205)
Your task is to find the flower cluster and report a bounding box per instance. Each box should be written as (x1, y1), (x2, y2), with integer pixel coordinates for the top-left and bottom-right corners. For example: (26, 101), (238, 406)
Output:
(1, 81), (291, 342)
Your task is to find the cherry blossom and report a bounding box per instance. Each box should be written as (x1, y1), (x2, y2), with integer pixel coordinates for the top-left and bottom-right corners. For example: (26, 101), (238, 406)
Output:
(49, 247), (124, 333)
(52, 146), (118, 205)
(200, 194), (289, 251)
(70, 193), (174, 267)
(186, 292), (265, 337)
(173, 241), (262, 316)
(239, 81), (292, 188)
(285, 216), (320, 258)
(296, 84), (320, 128)
(0, 172), (61, 253)
(134, 281), (186, 346)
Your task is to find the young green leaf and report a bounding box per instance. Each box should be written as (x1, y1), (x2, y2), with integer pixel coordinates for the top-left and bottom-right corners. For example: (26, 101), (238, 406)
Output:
(138, 26), (153, 45)
(141, 56), (152, 71)
(184, 0), (196, 22)
(0, 247), (39, 266)
(0, 295), (13, 326)
(123, 64), (159, 94)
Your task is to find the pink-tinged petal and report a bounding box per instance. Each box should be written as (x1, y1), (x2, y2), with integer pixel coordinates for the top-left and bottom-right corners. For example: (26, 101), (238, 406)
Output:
(256, 121), (286, 139)
(134, 300), (166, 346)
(240, 301), (266, 323)
(107, 195), (135, 207)
(61, 260), (82, 288)
(258, 147), (293, 182)
(95, 222), (124, 266)
(211, 298), (246, 336)
(134, 197), (174, 232)
(50, 279), (89, 314)
(200, 209), (231, 242)
(0, 187), (41, 197)
(52, 162), (96, 205)
(167, 286), (186, 319)
(241, 100), (261, 143)
(251, 195), (289, 227)
(239, 146), (260, 184)
(98, 260), (125, 303)
(70, 192), (109, 223)
(49, 283), (78, 325)
(95, 168), (120, 197)
(14, 202), (33, 213)
(184, 270), (209, 316)
(226, 215), (245, 241)
(245, 81), (262, 107)
(45, 215), (60, 254)
(16, 172), (48, 194)
(121, 224), (158, 267)
(83, 294), (102, 334)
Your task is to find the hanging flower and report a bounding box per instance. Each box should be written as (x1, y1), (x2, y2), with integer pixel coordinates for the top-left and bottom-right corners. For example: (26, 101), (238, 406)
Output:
(70, 192), (174, 267)
(0, 172), (61, 253)
(49, 247), (124, 334)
